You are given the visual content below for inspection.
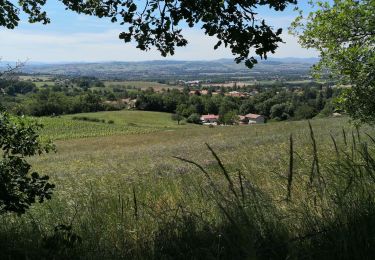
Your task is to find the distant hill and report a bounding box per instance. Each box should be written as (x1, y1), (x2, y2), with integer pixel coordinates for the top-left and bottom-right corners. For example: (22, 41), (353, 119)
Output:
(17, 57), (318, 81)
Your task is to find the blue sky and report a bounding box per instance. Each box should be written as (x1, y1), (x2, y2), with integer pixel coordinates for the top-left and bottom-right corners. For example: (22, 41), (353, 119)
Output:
(1, 1), (318, 62)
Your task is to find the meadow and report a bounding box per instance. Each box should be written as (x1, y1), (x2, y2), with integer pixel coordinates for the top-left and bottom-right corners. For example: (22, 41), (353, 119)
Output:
(103, 80), (181, 91)
(1, 111), (374, 259)
(36, 110), (192, 140)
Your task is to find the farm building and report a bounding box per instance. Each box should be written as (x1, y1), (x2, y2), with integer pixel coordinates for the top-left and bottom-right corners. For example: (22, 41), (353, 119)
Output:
(200, 114), (219, 125)
(239, 113), (265, 124)
(246, 113), (265, 124)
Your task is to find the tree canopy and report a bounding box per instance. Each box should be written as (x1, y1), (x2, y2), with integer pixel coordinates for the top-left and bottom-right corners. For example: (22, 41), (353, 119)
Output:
(291, 0), (375, 124)
(0, 0), (297, 68)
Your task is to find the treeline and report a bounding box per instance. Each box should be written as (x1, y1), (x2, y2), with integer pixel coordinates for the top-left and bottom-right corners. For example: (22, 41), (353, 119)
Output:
(0, 79), (36, 95)
(16, 90), (112, 116)
(136, 85), (340, 123)
(0, 79), (123, 116)
(0, 77), (341, 121)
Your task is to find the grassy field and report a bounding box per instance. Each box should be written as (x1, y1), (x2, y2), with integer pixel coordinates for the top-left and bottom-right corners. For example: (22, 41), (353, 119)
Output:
(18, 76), (182, 91)
(2, 112), (375, 259)
(36, 110), (192, 140)
(203, 79), (318, 88)
(104, 80), (181, 91)
(18, 75), (54, 81)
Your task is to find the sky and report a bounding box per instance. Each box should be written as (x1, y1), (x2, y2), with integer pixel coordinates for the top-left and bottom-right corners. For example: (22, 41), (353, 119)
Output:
(0, 1), (318, 62)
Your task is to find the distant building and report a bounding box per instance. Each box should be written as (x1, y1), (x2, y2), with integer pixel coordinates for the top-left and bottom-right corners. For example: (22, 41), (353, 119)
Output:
(200, 114), (219, 125)
(238, 115), (247, 125)
(121, 98), (137, 109)
(186, 80), (201, 86)
(189, 89), (209, 96)
(332, 112), (342, 117)
(189, 90), (199, 95)
(245, 113), (265, 124)
(225, 91), (250, 98)
(239, 113), (265, 124)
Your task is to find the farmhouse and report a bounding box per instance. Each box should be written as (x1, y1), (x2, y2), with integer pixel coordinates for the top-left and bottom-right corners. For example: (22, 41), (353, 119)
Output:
(200, 114), (219, 125)
(246, 113), (265, 124)
(239, 113), (265, 124)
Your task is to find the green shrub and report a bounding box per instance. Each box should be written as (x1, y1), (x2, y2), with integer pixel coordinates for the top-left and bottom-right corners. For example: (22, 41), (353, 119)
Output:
(72, 116), (106, 123)
(187, 113), (201, 124)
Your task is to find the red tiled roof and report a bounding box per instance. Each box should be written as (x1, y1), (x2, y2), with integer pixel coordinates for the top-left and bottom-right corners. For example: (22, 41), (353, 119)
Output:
(245, 113), (263, 119)
(201, 114), (219, 120)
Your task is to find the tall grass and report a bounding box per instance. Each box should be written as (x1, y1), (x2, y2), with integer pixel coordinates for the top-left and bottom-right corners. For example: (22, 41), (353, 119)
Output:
(1, 121), (374, 259)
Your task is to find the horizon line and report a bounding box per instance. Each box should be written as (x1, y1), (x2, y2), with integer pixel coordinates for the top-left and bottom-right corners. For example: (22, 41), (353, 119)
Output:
(1, 56), (320, 65)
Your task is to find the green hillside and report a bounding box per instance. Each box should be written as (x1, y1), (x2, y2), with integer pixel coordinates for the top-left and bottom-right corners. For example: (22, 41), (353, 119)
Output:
(3, 113), (374, 259)
(37, 110), (193, 140)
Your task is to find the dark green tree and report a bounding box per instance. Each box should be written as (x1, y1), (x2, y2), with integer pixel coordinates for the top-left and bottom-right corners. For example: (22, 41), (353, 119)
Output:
(291, 0), (375, 123)
(315, 91), (325, 111)
(171, 113), (184, 125)
(270, 103), (291, 121)
(294, 104), (317, 120)
(1, 0), (297, 68)
(187, 113), (201, 124)
(220, 111), (238, 125)
(239, 99), (256, 115)
(0, 109), (55, 214)
(79, 92), (104, 113)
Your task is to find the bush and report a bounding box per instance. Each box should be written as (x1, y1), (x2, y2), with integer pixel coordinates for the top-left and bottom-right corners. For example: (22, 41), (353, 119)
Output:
(187, 113), (201, 124)
(317, 99), (335, 117)
(270, 103), (292, 120)
(171, 113), (184, 125)
(294, 104), (317, 120)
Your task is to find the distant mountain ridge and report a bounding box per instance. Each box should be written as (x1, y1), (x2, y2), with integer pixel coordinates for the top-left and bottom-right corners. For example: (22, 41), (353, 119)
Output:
(3, 57), (318, 80)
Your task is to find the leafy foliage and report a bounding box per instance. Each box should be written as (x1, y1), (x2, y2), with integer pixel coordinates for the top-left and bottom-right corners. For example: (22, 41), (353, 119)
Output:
(0, 79), (36, 96)
(136, 84), (340, 121)
(171, 113), (184, 124)
(291, 0), (375, 123)
(0, 109), (55, 214)
(186, 113), (201, 124)
(0, 0), (297, 68)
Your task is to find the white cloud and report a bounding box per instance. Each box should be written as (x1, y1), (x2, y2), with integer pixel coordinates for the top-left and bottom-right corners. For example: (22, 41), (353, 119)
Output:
(270, 33), (318, 58)
(0, 27), (317, 62)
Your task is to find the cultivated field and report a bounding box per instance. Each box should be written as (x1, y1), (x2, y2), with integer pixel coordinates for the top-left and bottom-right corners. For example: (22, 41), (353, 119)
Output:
(104, 80), (181, 91)
(36, 110), (192, 140)
(2, 111), (374, 259)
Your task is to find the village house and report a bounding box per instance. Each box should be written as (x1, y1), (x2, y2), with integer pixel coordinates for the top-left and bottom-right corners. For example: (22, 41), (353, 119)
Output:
(225, 91), (250, 98)
(239, 113), (265, 124)
(200, 114), (219, 125)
